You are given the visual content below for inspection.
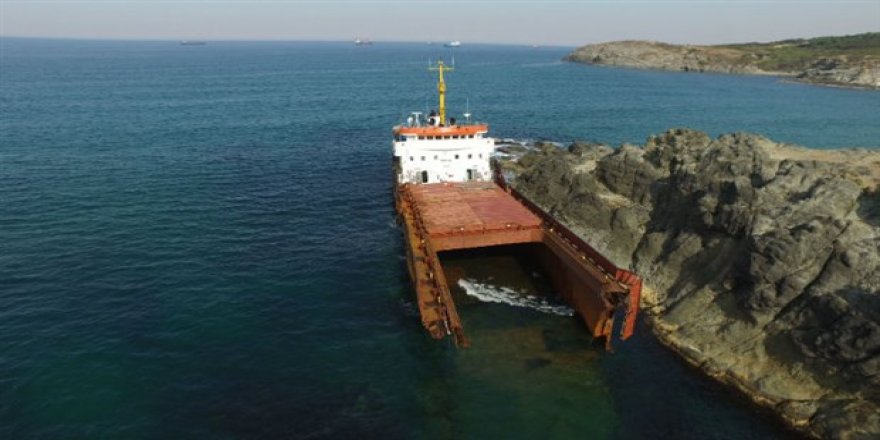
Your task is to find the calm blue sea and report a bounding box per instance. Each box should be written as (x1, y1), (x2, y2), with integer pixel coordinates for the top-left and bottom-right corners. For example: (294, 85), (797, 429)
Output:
(2, 38), (878, 439)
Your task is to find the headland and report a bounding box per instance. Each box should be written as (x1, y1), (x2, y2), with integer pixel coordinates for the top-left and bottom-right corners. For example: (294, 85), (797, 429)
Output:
(565, 33), (880, 89)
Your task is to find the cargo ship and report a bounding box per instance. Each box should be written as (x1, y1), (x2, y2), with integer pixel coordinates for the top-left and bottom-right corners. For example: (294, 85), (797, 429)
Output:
(393, 61), (642, 349)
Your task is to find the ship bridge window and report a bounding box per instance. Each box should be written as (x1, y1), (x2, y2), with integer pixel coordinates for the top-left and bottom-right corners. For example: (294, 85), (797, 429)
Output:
(421, 156), (425, 161)
(454, 154), (459, 159)
(409, 156), (413, 162)
(468, 154), (472, 159)
(418, 136), (425, 140)
(468, 135), (474, 139)
(421, 171), (429, 183)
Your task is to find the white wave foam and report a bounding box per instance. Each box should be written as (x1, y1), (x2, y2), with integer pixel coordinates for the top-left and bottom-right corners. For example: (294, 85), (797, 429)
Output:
(457, 279), (574, 316)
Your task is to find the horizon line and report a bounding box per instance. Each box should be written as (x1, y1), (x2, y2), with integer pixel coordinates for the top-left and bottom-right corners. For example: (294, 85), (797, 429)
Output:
(0, 35), (577, 48)
(2, 31), (877, 48)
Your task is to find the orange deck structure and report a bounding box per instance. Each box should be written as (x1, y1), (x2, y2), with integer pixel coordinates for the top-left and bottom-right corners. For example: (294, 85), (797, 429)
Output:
(407, 182), (544, 252)
(395, 124), (489, 138)
(395, 168), (642, 349)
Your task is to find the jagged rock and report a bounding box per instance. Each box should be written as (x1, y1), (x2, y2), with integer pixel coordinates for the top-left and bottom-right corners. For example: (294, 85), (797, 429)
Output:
(508, 129), (880, 439)
(568, 141), (611, 157)
(496, 144), (529, 154)
(533, 141), (560, 154)
(798, 58), (880, 89)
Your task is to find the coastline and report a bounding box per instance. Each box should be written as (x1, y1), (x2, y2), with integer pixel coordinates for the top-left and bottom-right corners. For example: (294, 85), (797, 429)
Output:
(565, 57), (879, 91)
(501, 131), (880, 439)
(564, 36), (880, 90)
(646, 313), (815, 434)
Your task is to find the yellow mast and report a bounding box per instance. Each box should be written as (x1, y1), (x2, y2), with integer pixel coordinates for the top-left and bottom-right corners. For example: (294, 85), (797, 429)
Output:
(429, 60), (454, 125)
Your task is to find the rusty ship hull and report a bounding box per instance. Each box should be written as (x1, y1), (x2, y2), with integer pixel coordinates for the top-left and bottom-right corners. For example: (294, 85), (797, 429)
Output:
(394, 166), (642, 349)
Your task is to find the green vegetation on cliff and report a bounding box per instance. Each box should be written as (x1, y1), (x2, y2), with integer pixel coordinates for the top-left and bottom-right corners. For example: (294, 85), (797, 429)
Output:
(722, 32), (880, 71)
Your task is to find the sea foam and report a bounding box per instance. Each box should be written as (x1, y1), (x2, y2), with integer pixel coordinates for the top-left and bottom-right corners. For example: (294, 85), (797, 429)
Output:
(457, 278), (574, 316)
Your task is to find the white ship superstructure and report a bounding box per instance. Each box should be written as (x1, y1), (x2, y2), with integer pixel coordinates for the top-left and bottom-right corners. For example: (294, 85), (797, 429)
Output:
(392, 60), (493, 184)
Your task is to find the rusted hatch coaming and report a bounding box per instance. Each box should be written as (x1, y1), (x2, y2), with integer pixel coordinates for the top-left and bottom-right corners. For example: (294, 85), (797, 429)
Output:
(494, 169), (642, 342)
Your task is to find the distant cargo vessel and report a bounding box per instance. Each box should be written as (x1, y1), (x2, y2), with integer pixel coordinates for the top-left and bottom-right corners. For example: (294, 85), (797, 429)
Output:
(179, 41), (206, 46)
(393, 61), (642, 349)
(354, 38), (374, 46)
(444, 41), (461, 47)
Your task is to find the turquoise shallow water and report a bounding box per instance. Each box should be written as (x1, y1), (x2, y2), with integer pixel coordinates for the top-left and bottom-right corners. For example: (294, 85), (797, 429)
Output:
(1, 38), (878, 439)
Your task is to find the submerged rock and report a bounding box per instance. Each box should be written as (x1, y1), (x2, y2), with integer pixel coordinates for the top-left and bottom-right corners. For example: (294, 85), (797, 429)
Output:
(509, 129), (880, 439)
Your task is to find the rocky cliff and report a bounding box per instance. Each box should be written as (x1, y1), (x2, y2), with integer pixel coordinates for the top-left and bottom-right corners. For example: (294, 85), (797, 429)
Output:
(565, 34), (880, 89)
(565, 40), (769, 75)
(503, 130), (880, 439)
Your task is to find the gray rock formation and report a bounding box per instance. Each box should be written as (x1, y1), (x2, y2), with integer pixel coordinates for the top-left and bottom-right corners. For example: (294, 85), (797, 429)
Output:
(565, 40), (766, 75)
(565, 40), (880, 89)
(505, 129), (880, 439)
(798, 57), (880, 89)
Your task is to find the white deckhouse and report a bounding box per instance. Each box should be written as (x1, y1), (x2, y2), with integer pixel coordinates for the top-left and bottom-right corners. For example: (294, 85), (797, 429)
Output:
(393, 60), (494, 184)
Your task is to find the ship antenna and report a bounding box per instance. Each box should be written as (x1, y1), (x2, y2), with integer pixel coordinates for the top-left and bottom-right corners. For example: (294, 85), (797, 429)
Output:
(428, 59), (454, 126)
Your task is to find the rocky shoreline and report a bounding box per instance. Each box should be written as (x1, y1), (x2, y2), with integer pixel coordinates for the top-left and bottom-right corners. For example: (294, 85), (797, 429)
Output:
(565, 37), (880, 89)
(498, 130), (880, 439)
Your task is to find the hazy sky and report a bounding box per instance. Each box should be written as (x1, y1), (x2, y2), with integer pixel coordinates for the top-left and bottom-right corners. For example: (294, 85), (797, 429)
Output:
(1, 0), (878, 46)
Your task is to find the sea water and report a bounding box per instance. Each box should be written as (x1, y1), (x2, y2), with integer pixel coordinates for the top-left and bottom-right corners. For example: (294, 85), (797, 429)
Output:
(2, 38), (878, 439)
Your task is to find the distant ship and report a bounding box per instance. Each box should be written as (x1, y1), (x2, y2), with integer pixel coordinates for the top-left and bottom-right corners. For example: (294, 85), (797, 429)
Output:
(179, 41), (206, 46)
(355, 38), (374, 46)
(444, 41), (461, 48)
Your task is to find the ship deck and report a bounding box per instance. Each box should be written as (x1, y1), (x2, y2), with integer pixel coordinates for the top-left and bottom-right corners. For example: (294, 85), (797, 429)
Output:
(405, 182), (543, 251)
